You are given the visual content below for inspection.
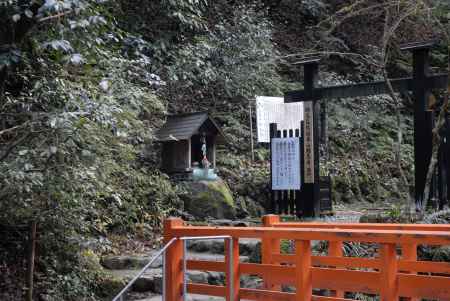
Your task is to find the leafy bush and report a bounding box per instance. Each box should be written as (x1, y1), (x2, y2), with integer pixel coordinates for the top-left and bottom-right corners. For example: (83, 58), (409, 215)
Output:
(1, 1), (182, 298)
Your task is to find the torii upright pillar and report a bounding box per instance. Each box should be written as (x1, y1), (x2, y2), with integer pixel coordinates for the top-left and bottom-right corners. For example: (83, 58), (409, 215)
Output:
(407, 45), (434, 208)
(300, 59), (321, 217)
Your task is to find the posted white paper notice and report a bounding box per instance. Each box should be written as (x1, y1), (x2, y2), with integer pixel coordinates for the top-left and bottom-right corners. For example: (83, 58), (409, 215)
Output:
(271, 138), (301, 190)
(256, 96), (303, 143)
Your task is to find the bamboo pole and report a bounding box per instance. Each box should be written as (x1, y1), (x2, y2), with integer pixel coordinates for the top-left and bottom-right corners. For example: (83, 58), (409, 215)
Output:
(249, 99), (255, 162)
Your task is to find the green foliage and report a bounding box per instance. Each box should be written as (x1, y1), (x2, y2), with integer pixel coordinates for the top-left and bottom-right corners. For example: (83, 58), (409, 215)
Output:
(218, 153), (270, 216)
(386, 204), (402, 221)
(0, 1), (183, 299)
(280, 239), (292, 254)
(326, 91), (414, 205)
(165, 6), (282, 100)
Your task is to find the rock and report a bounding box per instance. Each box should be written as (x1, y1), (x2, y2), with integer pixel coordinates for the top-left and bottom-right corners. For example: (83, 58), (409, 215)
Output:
(106, 268), (161, 293)
(135, 297), (161, 301)
(182, 179), (236, 220)
(208, 219), (250, 227)
(236, 196), (265, 218)
(80, 236), (112, 253)
(249, 241), (261, 263)
(132, 276), (155, 292)
(96, 276), (126, 299)
(206, 271), (224, 285)
(422, 209), (450, 224)
(209, 219), (233, 226)
(187, 238), (259, 257)
(188, 295), (224, 301)
(282, 285), (295, 293)
(152, 275), (163, 294)
(188, 240), (224, 254)
(232, 221), (250, 227)
(359, 214), (384, 223)
(239, 239), (259, 256)
(187, 252), (250, 263)
(101, 254), (162, 270)
(188, 270), (209, 284)
(433, 246), (450, 261)
(240, 275), (263, 289)
(107, 268), (210, 294)
(139, 295), (223, 301)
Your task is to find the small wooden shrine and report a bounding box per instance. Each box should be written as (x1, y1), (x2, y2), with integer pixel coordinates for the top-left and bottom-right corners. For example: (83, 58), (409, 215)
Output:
(155, 112), (226, 174)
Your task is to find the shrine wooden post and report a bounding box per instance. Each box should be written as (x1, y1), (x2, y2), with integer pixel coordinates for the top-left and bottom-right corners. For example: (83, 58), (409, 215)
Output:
(302, 60), (321, 217)
(410, 45), (433, 208)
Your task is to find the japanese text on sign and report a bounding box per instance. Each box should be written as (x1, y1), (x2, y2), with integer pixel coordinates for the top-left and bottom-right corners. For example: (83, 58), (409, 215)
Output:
(256, 96), (303, 143)
(303, 101), (314, 183)
(271, 138), (301, 190)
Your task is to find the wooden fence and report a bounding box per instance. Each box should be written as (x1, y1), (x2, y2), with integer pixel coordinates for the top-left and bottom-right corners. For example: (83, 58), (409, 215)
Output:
(164, 215), (450, 301)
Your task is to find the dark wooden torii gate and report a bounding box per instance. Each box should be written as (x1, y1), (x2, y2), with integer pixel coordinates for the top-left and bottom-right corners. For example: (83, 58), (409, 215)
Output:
(285, 41), (449, 217)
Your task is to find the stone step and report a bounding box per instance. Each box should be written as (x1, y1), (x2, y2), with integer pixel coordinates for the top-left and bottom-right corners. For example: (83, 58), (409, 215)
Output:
(108, 268), (224, 294)
(187, 238), (259, 255)
(106, 250), (261, 295)
(101, 253), (163, 270)
(102, 252), (251, 271)
(136, 295), (224, 301)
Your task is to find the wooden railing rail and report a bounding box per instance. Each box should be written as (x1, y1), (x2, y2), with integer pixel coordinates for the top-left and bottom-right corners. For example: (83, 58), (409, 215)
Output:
(164, 216), (450, 301)
(265, 215), (450, 301)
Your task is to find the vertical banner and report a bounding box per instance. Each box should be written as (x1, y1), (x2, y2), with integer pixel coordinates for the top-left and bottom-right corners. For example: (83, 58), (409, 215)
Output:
(303, 101), (314, 183)
(271, 138), (301, 190)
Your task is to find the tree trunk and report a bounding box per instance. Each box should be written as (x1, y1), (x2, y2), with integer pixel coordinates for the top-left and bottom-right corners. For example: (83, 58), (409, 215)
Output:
(0, 67), (7, 102)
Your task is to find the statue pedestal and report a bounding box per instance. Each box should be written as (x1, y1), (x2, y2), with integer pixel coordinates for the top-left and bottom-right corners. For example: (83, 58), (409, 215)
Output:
(192, 167), (218, 181)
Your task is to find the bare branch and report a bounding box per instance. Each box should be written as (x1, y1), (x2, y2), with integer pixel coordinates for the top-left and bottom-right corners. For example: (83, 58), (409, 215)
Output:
(37, 10), (73, 23)
(0, 122), (29, 136)
(0, 132), (33, 162)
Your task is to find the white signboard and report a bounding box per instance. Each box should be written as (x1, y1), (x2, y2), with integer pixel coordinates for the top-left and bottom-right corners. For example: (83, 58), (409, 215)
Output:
(256, 96), (283, 143)
(303, 101), (314, 183)
(271, 138), (301, 190)
(256, 96), (303, 143)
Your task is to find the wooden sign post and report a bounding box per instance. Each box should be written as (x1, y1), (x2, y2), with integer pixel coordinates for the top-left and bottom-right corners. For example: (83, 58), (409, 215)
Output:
(301, 61), (321, 217)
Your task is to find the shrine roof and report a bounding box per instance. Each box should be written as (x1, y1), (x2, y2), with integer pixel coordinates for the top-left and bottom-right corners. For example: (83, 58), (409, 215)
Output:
(155, 111), (226, 143)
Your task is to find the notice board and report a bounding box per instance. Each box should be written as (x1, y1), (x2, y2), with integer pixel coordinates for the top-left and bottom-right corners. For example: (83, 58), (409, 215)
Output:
(271, 137), (301, 190)
(256, 96), (303, 143)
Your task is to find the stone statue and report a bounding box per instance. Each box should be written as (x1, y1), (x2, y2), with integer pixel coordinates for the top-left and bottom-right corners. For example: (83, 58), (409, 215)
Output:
(201, 135), (210, 169)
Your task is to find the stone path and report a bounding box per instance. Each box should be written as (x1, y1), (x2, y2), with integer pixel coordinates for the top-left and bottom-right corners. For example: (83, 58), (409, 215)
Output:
(104, 239), (258, 300)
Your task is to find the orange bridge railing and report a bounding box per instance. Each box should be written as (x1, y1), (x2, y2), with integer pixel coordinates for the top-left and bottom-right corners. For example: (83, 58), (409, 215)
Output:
(163, 215), (450, 301)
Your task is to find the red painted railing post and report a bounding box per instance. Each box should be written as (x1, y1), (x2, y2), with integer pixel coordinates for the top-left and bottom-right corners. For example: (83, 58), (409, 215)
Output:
(225, 238), (240, 301)
(329, 241), (345, 298)
(164, 218), (184, 301)
(262, 214), (280, 295)
(403, 243), (419, 301)
(295, 240), (312, 301)
(380, 243), (399, 301)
